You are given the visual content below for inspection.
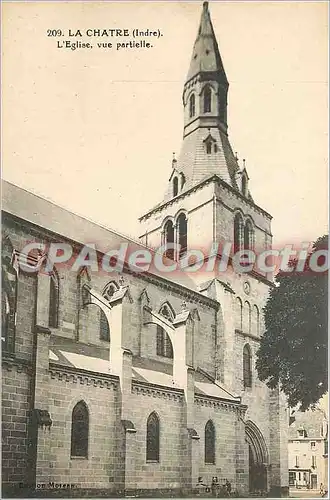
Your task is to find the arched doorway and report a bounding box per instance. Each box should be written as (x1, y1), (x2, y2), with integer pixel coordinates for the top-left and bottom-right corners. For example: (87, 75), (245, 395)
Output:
(245, 421), (268, 494)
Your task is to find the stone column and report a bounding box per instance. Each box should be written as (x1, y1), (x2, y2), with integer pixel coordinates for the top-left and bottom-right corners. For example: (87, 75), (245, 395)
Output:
(269, 387), (289, 497)
(235, 407), (249, 496)
(122, 421), (137, 495)
(173, 311), (200, 493)
(33, 325), (52, 487)
(84, 284), (137, 493)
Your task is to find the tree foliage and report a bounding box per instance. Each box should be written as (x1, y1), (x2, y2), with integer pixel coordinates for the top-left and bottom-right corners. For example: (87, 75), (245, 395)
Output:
(256, 235), (328, 411)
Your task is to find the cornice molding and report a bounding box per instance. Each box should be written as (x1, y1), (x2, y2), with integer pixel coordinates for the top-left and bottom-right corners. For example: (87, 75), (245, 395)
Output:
(140, 175), (272, 221)
(125, 266), (219, 310)
(131, 380), (184, 402)
(2, 211), (219, 310)
(194, 394), (247, 417)
(195, 394), (244, 414)
(49, 363), (119, 389)
(235, 329), (261, 343)
(2, 355), (32, 374)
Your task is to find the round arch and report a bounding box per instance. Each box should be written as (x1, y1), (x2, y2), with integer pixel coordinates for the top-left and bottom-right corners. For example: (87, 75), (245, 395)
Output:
(199, 82), (217, 95)
(174, 209), (188, 224)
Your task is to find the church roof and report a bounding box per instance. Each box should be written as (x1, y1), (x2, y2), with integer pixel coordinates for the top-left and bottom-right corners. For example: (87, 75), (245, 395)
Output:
(2, 180), (211, 295)
(48, 336), (240, 404)
(186, 1), (228, 84)
(174, 127), (240, 193)
(288, 407), (328, 440)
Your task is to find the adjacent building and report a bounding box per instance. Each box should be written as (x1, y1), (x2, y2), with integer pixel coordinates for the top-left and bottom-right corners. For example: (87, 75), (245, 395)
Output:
(289, 407), (328, 491)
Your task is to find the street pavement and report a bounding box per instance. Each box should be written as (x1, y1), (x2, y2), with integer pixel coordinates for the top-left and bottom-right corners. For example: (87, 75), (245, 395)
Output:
(289, 488), (326, 498)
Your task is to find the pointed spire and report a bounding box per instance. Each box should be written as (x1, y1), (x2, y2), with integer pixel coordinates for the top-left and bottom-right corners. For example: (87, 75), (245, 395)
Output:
(186, 1), (228, 84)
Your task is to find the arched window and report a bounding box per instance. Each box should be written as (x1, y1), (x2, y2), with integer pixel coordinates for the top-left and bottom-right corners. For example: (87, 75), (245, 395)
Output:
(103, 281), (119, 301)
(205, 420), (215, 464)
(99, 309), (110, 341)
(157, 303), (174, 358)
(234, 213), (244, 252)
(243, 344), (252, 388)
(242, 175), (247, 196)
(146, 412), (160, 462)
(49, 270), (59, 328)
(173, 177), (178, 197)
(253, 305), (260, 335)
(77, 267), (91, 309)
(203, 86), (212, 113)
(164, 220), (175, 260)
(2, 275), (16, 353)
(159, 302), (175, 322)
(245, 301), (251, 334)
(236, 297), (243, 331)
(177, 213), (188, 259)
(156, 325), (173, 358)
(244, 220), (254, 251)
(2, 238), (18, 354)
(206, 141), (212, 154)
(189, 93), (195, 118)
(71, 401), (89, 458)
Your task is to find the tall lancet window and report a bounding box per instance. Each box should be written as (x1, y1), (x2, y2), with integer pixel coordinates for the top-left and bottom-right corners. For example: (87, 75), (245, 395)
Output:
(164, 220), (175, 260)
(146, 412), (160, 462)
(243, 344), (252, 388)
(203, 86), (212, 113)
(2, 239), (18, 354)
(49, 269), (59, 329)
(234, 213), (244, 252)
(244, 220), (254, 251)
(242, 175), (248, 197)
(99, 310), (110, 341)
(205, 420), (215, 464)
(177, 213), (188, 258)
(189, 93), (196, 118)
(71, 401), (89, 458)
(157, 303), (174, 359)
(173, 177), (178, 197)
(156, 325), (173, 358)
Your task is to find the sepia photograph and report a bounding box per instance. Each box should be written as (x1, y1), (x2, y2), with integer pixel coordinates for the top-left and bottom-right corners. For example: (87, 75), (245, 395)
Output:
(1, 1), (328, 498)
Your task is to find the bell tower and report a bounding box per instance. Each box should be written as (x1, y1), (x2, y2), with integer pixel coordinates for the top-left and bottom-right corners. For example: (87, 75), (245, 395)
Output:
(183, 0), (229, 137)
(139, 1), (272, 266)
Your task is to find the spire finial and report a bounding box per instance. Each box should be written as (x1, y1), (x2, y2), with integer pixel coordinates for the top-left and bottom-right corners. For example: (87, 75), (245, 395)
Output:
(172, 152), (177, 168)
(243, 158), (246, 168)
(203, 1), (209, 10)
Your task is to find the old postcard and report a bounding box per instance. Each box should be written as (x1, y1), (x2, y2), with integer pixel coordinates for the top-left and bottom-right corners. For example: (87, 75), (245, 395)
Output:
(1, 1), (328, 498)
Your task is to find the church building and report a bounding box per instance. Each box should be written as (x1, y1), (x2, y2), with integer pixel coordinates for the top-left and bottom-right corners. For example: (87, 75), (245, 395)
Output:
(2, 2), (288, 497)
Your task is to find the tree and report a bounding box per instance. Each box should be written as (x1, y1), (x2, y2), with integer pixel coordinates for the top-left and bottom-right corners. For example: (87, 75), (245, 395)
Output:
(256, 235), (328, 411)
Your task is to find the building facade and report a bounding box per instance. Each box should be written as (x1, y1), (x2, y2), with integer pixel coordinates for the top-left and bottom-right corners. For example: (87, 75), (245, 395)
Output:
(2, 2), (288, 497)
(288, 408), (328, 491)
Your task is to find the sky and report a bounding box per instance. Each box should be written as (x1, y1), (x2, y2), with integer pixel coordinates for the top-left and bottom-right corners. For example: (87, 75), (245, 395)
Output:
(2, 1), (328, 247)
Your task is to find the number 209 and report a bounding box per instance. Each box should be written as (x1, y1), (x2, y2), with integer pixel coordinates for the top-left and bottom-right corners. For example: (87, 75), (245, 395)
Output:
(47, 29), (62, 37)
